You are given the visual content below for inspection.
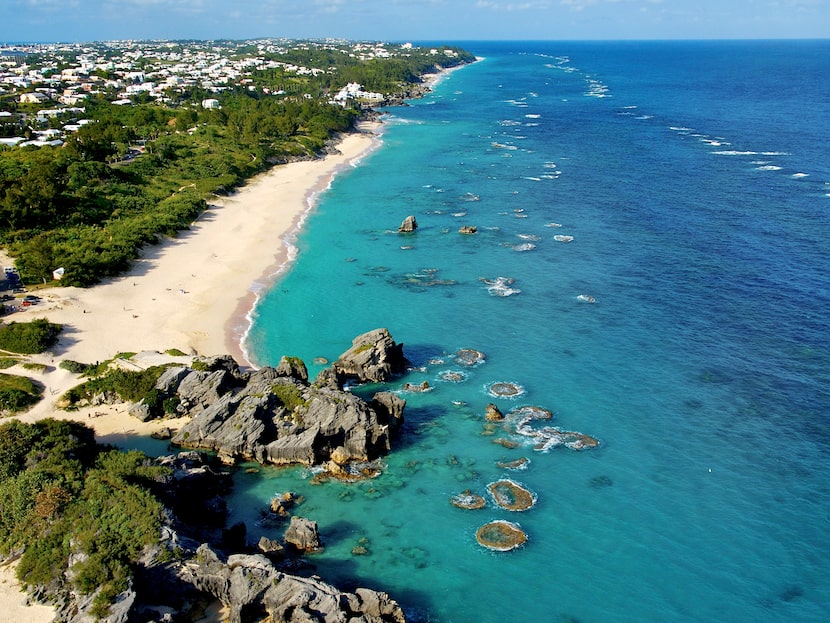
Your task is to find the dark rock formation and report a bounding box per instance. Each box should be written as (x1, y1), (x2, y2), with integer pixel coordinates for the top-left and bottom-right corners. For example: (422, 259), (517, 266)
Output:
(330, 328), (409, 385)
(398, 215), (418, 233)
(166, 332), (408, 470)
(182, 544), (405, 623)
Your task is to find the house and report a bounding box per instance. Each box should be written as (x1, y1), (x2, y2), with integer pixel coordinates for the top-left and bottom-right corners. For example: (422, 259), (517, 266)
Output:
(19, 91), (49, 104)
(201, 98), (220, 109)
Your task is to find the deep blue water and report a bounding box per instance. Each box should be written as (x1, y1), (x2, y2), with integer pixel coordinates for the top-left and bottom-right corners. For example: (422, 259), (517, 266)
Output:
(237, 41), (830, 622)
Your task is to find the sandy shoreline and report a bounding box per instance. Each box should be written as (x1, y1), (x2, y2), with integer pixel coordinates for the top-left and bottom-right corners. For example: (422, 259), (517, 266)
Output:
(0, 120), (383, 622)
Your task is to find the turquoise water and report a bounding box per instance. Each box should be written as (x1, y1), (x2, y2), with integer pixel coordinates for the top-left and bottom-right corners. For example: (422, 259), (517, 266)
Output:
(236, 41), (830, 622)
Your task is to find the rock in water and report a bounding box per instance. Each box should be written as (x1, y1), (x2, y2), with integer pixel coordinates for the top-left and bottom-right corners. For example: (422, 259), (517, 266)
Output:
(459, 225), (477, 234)
(476, 521), (528, 551)
(275, 355), (309, 382)
(170, 335), (407, 468)
(331, 328), (408, 385)
(484, 403), (504, 421)
(182, 544), (405, 623)
(398, 215), (418, 232)
(488, 479), (536, 511)
(284, 516), (321, 552)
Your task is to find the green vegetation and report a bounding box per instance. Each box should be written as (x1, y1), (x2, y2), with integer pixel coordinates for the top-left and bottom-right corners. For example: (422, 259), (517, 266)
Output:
(0, 356), (22, 369)
(0, 372), (43, 414)
(0, 41), (474, 288)
(61, 364), (168, 407)
(271, 381), (308, 413)
(0, 419), (168, 617)
(59, 359), (92, 374)
(0, 318), (61, 354)
(165, 348), (187, 357)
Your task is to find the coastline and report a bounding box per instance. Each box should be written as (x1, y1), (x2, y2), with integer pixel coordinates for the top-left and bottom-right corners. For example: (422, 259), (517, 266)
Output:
(0, 121), (383, 623)
(0, 61), (467, 622)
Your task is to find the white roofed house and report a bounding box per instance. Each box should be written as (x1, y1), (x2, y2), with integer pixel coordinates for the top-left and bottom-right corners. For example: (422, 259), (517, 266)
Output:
(201, 98), (221, 109)
(19, 91), (50, 104)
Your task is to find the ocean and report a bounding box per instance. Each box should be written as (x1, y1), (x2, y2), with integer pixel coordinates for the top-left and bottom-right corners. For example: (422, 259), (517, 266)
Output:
(234, 41), (830, 622)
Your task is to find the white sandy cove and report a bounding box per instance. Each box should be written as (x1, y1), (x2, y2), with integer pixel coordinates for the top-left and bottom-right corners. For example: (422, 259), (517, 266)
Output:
(1, 121), (382, 622)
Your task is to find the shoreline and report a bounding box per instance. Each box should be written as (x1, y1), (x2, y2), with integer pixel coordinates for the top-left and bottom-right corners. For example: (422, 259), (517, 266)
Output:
(0, 120), (383, 623)
(0, 61), (466, 622)
(233, 127), (384, 367)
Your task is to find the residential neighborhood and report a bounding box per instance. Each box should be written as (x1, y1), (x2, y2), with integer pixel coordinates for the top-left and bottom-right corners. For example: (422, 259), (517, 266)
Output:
(0, 38), (463, 148)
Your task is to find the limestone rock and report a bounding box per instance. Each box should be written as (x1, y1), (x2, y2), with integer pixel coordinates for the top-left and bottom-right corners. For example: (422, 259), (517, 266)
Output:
(332, 328), (408, 385)
(284, 516), (321, 552)
(128, 400), (153, 422)
(459, 225), (477, 234)
(154, 366), (190, 396)
(169, 333), (407, 469)
(181, 544), (406, 623)
(257, 536), (285, 557)
(275, 356), (309, 382)
(370, 391), (406, 427)
(485, 403), (504, 421)
(398, 215), (418, 233)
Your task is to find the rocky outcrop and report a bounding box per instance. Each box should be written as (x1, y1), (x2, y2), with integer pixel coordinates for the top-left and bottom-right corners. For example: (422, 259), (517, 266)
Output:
(459, 225), (477, 234)
(398, 215), (418, 233)
(284, 516), (321, 552)
(182, 544), (405, 623)
(485, 403), (504, 421)
(167, 332), (407, 469)
(330, 328), (409, 385)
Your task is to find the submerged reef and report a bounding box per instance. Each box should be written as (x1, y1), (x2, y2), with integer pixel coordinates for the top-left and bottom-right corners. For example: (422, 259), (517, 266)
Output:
(488, 479), (537, 511)
(476, 521), (528, 551)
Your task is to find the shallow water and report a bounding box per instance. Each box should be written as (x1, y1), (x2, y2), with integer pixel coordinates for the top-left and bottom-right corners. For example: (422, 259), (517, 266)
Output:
(233, 41), (830, 622)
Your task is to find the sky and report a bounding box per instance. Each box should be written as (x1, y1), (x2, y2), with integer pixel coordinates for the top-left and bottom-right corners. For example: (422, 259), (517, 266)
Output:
(3, 0), (828, 43)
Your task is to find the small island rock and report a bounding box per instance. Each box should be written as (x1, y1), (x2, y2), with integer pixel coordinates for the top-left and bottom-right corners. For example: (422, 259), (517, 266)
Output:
(284, 516), (322, 552)
(398, 215), (418, 233)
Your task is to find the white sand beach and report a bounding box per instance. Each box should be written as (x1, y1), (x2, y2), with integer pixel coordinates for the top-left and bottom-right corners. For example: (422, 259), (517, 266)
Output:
(0, 121), (382, 621)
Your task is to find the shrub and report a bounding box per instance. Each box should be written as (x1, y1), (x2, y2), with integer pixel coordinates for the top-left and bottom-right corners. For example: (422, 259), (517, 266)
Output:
(59, 360), (91, 374)
(0, 319), (62, 354)
(0, 373), (43, 415)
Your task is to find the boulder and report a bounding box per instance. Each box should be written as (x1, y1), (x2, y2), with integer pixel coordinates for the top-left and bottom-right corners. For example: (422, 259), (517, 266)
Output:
(257, 536), (285, 557)
(459, 225), (477, 234)
(332, 328), (408, 385)
(275, 356), (308, 382)
(284, 516), (321, 552)
(484, 403), (504, 421)
(128, 400), (153, 422)
(181, 544), (406, 623)
(398, 215), (418, 233)
(154, 366), (190, 396)
(370, 391), (405, 427)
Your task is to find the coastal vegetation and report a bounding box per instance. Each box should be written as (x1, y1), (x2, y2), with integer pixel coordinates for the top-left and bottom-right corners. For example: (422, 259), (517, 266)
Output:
(0, 40), (474, 287)
(0, 318), (62, 353)
(0, 419), (168, 618)
(0, 372), (43, 414)
(60, 362), (168, 408)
